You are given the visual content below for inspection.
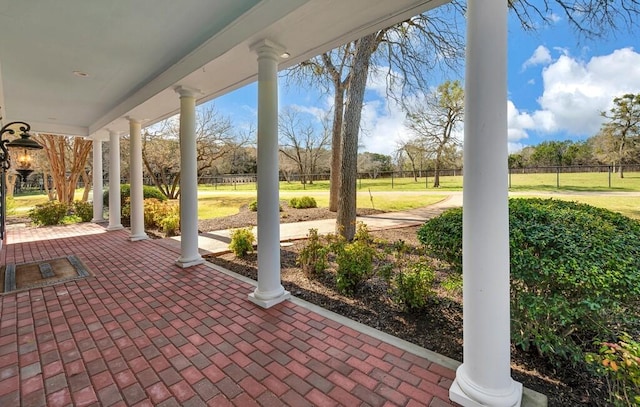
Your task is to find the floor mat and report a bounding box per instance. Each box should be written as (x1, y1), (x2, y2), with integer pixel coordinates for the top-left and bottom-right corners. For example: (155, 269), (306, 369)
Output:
(1, 255), (92, 294)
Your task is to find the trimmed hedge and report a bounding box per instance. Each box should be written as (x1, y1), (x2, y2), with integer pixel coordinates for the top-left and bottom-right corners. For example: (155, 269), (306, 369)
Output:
(418, 198), (640, 365)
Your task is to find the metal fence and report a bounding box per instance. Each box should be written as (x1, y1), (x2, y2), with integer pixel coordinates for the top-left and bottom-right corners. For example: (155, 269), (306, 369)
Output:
(11, 164), (640, 197)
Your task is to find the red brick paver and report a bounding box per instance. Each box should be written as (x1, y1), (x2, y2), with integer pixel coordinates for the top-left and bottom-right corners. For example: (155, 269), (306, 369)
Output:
(0, 223), (458, 406)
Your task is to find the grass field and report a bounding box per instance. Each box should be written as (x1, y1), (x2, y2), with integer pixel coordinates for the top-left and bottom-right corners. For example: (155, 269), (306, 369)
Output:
(10, 171), (640, 220)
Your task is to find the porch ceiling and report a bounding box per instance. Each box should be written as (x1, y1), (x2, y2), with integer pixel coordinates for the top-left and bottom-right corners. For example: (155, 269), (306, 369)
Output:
(0, 0), (447, 140)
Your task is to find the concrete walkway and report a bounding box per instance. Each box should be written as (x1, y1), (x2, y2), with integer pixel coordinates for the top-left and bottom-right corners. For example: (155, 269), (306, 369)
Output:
(162, 194), (463, 255)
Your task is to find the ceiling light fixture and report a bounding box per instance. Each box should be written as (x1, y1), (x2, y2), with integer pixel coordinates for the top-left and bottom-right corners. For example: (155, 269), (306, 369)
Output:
(73, 70), (89, 78)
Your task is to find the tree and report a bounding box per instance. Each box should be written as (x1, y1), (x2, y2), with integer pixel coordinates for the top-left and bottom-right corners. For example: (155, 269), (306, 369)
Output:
(142, 132), (180, 198)
(357, 152), (392, 179)
(396, 140), (428, 181)
(286, 5), (464, 216)
(600, 93), (640, 178)
(404, 80), (463, 187)
(509, 1), (640, 38)
(337, 34), (378, 240)
(530, 140), (573, 167)
(290, 0), (640, 238)
(35, 134), (93, 204)
(143, 104), (239, 198)
(278, 107), (331, 184)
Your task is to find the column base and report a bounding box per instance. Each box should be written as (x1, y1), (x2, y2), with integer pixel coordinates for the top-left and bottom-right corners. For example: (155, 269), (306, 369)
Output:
(175, 256), (204, 268)
(91, 218), (106, 223)
(130, 233), (149, 241)
(106, 224), (124, 231)
(248, 290), (290, 309)
(450, 366), (522, 407)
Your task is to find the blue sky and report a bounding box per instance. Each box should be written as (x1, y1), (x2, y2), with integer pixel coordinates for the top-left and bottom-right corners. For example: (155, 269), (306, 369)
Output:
(209, 7), (640, 156)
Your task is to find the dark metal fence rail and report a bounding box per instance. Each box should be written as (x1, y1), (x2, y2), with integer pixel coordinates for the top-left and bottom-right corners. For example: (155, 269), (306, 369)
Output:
(11, 165), (640, 197)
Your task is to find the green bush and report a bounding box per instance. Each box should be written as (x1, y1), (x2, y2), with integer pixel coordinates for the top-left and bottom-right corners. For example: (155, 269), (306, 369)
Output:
(297, 229), (329, 276)
(289, 196), (317, 209)
(335, 224), (376, 294)
(143, 198), (178, 230)
(103, 184), (166, 207)
(61, 214), (82, 225)
(586, 335), (640, 406)
(121, 198), (131, 226)
(441, 273), (463, 295)
(394, 262), (435, 310)
(229, 227), (255, 257)
(73, 201), (93, 222)
(417, 198), (640, 365)
(160, 214), (180, 237)
(417, 207), (463, 272)
(248, 200), (282, 212)
(28, 201), (69, 226)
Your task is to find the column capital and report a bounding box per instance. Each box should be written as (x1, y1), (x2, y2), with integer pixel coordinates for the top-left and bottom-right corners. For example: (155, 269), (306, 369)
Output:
(250, 39), (287, 59)
(174, 86), (202, 98)
(106, 129), (122, 137)
(125, 116), (144, 125)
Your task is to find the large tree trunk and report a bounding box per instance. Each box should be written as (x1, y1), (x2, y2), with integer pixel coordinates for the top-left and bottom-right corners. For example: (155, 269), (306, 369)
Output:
(37, 134), (92, 204)
(337, 34), (376, 241)
(6, 173), (17, 197)
(433, 150), (442, 188)
(329, 89), (345, 212)
(81, 169), (92, 201)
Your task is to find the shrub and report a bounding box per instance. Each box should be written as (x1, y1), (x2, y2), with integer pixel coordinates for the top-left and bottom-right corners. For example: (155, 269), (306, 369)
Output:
(73, 201), (93, 222)
(586, 335), (640, 406)
(417, 207), (463, 272)
(417, 198), (640, 365)
(394, 261), (435, 310)
(297, 228), (329, 276)
(121, 198), (131, 226)
(160, 214), (180, 237)
(289, 196), (317, 209)
(143, 198), (178, 230)
(334, 222), (379, 294)
(248, 200), (282, 212)
(28, 201), (69, 226)
(103, 184), (166, 207)
(229, 227), (255, 257)
(61, 214), (82, 225)
(441, 274), (463, 295)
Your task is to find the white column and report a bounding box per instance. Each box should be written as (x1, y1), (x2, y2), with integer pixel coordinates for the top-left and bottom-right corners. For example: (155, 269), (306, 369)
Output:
(128, 118), (148, 241)
(174, 86), (204, 268)
(91, 138), (104, 222)
(449, 1), (522, 406)
(106, 130), (123, 231)
(248, 39), (290, 308)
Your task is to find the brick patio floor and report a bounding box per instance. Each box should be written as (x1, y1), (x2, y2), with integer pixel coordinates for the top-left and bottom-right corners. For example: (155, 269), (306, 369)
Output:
(1, 223), (458, 406)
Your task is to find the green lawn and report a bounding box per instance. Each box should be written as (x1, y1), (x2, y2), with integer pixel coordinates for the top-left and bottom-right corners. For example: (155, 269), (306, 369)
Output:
(10, 172), (640, 220)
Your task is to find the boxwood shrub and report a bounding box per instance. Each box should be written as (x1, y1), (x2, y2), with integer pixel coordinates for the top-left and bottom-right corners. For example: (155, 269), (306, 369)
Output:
(418, 198), (640, 365)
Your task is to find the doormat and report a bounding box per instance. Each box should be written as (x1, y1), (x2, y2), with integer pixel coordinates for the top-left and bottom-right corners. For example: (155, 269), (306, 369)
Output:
(1, 255), (92, 294)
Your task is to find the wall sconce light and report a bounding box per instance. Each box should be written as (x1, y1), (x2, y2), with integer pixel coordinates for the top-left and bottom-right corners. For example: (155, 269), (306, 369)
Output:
(1, 121), (43, 241)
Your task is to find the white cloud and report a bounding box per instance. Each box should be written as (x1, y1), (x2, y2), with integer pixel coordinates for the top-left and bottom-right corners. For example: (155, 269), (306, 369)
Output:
(359, 97), (409, 156)
(522, 45), (553, 70)
(548, 13), (561, 23)
(510, 47), (640, 140)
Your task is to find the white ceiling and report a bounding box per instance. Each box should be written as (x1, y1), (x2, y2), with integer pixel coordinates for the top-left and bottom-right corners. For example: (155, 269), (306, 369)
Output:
(0, 0), (448, 140)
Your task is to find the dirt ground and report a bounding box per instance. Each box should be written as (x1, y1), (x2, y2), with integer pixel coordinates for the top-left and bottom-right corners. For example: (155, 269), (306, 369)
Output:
(205, 204), (608, 406)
